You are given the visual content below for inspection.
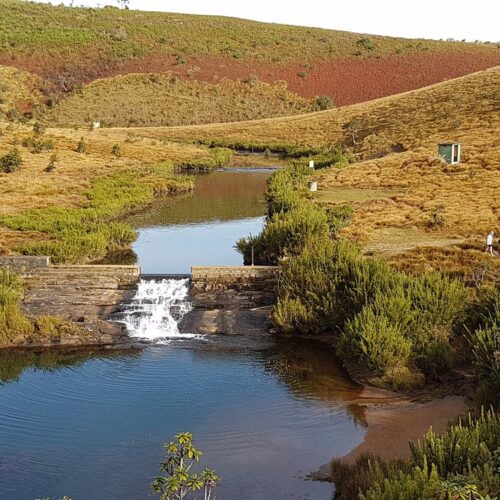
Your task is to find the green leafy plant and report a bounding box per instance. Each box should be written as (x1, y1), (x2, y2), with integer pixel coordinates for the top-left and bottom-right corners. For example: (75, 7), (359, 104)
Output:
(0, 147), (22, 173)
(152, 432), (221, 500)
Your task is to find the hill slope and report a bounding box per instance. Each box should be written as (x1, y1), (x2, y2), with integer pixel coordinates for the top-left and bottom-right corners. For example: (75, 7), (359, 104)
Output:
(1, 0), (499, 110)
(43, 74), (319, 127)
(122, 68), (500, 250)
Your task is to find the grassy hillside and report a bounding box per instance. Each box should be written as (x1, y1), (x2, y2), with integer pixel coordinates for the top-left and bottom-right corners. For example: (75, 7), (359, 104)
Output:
(120, 67), (500, 280)
(44, 74), (318, 127)
(1, 0), (499, 112)
(0, 65), (44, 120)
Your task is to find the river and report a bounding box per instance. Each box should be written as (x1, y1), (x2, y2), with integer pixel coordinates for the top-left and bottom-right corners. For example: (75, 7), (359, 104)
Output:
(0, 168), (367, 499)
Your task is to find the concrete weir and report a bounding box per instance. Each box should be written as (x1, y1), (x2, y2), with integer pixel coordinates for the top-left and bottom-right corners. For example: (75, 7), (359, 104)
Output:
(181, 265), (279, 335)
(0, 256), (280, 341)
(0, 256), (140, 343)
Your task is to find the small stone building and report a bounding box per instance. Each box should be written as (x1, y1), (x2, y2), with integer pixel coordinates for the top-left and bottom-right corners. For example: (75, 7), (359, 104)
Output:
(438, 143), (461, 164)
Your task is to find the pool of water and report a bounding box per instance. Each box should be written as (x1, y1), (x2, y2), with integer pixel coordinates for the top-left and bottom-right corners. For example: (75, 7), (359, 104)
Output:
(0, 339), (365, 499)
(127, 169), (271, 274)
(0, 168), (367, 499)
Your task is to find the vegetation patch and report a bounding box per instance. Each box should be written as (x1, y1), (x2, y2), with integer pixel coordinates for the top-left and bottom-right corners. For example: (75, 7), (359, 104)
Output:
(0, 269), (84, 346)
(0, 167), (193, 263)
(240, 166), (499, 396)
(43, 74), (318, 128)
(331, 408), (500, 499)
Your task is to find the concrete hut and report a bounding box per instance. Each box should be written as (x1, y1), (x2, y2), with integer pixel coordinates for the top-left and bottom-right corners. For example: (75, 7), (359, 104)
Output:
(438, 143), (461, 164)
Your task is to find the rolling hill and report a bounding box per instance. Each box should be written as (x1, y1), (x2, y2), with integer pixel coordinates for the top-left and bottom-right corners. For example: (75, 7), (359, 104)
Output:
(115, 67), (500, 279)
(1, 0), (500, 127)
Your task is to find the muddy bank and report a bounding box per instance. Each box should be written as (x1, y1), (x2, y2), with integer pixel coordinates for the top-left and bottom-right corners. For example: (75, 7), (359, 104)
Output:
(341, 395), (467, 462)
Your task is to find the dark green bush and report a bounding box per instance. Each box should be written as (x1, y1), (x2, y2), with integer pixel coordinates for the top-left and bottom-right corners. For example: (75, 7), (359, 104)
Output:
(314, 95), (334, 110)
(0, 147), (22, 173)
(354, 408), (500, 499)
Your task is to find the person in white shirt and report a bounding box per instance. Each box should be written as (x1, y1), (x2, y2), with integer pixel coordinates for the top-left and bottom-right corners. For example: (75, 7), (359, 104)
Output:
(485, 231), (495, 256)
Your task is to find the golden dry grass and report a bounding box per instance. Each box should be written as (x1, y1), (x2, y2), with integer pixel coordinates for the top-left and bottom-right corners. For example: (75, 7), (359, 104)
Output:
(122, 67), (499, 244)
(0, 66), (44, 118)
(44, 73), (317, 128)
(0, 124), (208, 215)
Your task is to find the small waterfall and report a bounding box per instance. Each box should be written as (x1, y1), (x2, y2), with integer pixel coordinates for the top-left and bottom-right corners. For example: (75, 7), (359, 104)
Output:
(119, 278), (199, 342)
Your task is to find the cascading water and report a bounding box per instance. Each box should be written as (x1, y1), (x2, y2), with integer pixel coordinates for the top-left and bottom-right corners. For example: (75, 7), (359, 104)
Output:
(118, 278), (199, 342)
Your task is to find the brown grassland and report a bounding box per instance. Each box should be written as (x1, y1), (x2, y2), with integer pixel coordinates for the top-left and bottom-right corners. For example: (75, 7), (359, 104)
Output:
(0, 63), (498, 280)
(43, 73), (317, 128)
(106, 67), (500, 279)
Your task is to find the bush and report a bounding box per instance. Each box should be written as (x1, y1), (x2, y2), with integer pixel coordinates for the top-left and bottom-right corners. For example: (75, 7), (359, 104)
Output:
(0, 148), (22, 173)
(471, 325), (500, 407)
(76, 136), (87, 153)
(45, 153), (57, 172)
(0, 270), (33, 344)
(357, 37), (375, 51)
(22, 136), (54, 154)
(111, 143), (121, 158)
(339, 294), (413, 374)
(314, 95), (334, 110)
(409, 408), (500, 488)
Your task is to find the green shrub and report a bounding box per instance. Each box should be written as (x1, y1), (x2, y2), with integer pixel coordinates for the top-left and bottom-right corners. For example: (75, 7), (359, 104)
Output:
(409, 408), (499, 489)
(0, 270), (33, 344)
(314, 95), (334, 110)
(76, 136), (87, 153)
(339, 295), (413, 374)
(111, 143), (121, 158)
(361, 459), (443, 500)
(357, 37), (375, 51)
(22, 136), (54, 153)
(0, 147), (22, 173)
(333, 410), (499, 499)
(471, 325), (500, 407)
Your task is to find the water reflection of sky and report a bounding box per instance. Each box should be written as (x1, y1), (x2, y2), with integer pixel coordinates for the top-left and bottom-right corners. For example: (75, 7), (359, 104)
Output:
(0, 342), (365, 500)
(135, 216), (265, 274)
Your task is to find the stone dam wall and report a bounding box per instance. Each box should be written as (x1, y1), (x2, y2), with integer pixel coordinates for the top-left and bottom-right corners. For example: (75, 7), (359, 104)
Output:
(190, 265), (279, 292)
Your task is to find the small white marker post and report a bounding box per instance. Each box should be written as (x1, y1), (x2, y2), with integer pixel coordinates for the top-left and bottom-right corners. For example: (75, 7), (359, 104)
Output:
(309, 160), (315, 169)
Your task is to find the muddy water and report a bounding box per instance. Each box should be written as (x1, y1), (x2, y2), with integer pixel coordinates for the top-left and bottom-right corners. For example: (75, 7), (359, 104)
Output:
(0, 168), (370, 499)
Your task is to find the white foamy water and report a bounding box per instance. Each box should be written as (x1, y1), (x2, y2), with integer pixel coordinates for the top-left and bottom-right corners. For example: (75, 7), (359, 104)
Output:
(119, 278), (199, 341)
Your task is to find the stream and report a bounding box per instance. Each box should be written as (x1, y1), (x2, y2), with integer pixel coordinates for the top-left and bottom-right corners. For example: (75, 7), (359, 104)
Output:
(0, 168), (367, 499)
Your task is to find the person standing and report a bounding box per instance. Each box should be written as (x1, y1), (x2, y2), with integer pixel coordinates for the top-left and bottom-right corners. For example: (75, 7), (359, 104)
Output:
(485, 231), (495, 256)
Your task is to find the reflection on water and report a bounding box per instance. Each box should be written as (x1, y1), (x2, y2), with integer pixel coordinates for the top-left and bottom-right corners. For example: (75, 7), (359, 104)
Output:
(0, 339), (365, 499)
(0, 347), (140, 385)
(127, 169), (271, 227)
(126, 169), (273, 275)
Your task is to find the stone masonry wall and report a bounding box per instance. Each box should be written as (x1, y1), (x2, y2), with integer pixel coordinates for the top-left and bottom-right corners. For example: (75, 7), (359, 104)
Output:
(191, 265), (279, 293)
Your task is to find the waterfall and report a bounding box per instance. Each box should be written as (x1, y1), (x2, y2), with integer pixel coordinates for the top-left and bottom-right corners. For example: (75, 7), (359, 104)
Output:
(119, 278), (199, 342)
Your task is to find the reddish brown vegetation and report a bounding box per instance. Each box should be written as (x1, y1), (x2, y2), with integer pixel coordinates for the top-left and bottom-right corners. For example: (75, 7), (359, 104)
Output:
(2, 50), (499, 106)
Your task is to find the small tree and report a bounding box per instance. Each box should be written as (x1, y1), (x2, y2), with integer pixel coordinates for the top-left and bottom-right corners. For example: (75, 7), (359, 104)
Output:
(76, 137), (87, 153)
(0, 147), (22, 173)
(45, 153), (57, 172)
(343, 117), (363, 145)
(314, 95), (334, 111)
(152, 432), (221, 500)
